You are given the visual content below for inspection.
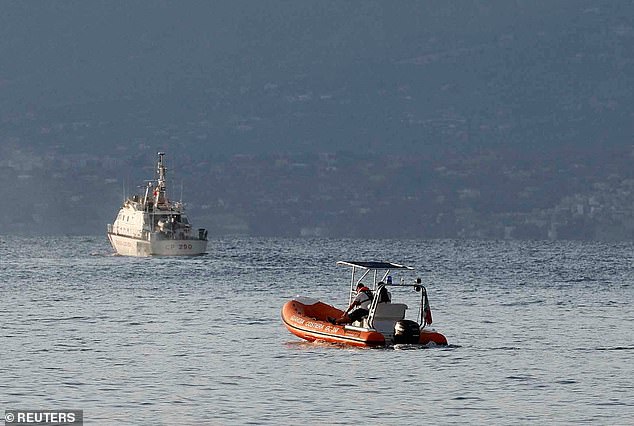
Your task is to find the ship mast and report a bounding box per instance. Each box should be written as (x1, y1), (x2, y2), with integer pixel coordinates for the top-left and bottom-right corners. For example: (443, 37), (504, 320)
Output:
(155, 152), (168, 207)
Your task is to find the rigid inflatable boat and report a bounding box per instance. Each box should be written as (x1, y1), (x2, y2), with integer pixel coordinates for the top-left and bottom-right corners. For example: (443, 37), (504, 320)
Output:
(281, 261), (448, 347)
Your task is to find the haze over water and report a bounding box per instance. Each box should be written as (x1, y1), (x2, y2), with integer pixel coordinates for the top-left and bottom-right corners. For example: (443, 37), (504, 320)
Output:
(1, 236), (632, 424)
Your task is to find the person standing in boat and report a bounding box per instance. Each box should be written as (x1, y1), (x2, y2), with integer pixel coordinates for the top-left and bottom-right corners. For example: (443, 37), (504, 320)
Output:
(331, 283), (373, 325)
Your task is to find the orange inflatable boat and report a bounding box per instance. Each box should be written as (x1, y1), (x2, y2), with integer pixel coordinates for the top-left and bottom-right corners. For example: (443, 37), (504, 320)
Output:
(281, 261), (448, 347)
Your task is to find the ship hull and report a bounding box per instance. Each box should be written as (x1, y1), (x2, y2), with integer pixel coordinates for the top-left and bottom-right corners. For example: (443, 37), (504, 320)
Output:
(107, 233), (207, 257)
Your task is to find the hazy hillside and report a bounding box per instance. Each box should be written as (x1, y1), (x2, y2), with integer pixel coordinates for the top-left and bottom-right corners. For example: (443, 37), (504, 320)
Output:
(1, 1), (633, 238)
(2, 1), (632, 154)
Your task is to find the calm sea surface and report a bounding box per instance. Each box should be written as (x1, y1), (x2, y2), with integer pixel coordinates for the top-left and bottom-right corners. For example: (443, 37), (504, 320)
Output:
(1, 236), (632, 425)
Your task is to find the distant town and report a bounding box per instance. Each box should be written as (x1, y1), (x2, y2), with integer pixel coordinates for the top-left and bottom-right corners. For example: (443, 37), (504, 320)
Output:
(2, 137), (632, 240)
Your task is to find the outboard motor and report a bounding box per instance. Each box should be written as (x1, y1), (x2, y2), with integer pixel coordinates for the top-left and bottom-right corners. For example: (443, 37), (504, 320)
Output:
(393, 320), (421, 344)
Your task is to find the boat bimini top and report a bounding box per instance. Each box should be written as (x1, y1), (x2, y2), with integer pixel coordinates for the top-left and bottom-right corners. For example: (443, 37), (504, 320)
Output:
(336, 260), (413, 300)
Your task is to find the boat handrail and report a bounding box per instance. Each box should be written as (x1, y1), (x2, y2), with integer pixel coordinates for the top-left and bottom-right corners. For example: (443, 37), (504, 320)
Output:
(367, 281), (427, 329)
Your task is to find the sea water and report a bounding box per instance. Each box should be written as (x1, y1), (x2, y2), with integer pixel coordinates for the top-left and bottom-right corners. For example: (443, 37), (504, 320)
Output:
(0, 236), (632, 425)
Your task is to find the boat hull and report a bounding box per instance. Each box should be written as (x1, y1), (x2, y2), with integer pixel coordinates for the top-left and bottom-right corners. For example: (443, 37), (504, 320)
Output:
(281, 298), (447, 347)
(281, 299), (385, 347)
(419, 328), (448, 346)
(107, 233), (207, 257)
